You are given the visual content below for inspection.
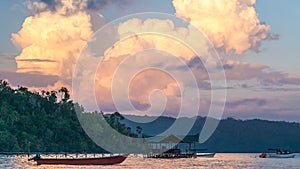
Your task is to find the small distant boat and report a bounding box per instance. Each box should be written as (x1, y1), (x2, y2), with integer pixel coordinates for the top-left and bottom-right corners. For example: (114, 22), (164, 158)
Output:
(259, 149), (295, 158)
(195, 152), (216, 158)
(189, 148), (215, 158)
(28, 154), (127, 165)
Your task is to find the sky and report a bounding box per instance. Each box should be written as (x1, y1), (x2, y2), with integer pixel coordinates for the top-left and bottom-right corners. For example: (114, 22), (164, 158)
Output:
(0, 0), (300, 122)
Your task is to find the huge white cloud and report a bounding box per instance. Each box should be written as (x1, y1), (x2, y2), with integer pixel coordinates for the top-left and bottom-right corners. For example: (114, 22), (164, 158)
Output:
(173, 0), (271, 55)
(12, 0), (93, 79)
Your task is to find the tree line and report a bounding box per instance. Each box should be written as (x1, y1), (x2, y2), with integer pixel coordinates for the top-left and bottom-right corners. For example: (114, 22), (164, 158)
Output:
(0, 80), (140, 153)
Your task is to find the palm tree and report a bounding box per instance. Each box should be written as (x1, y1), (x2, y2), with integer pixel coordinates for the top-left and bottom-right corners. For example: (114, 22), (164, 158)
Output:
(59, 87), (70, 103)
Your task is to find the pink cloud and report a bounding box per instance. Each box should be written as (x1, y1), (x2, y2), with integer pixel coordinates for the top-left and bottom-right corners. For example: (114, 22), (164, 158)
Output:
(224, 60), (300, 86)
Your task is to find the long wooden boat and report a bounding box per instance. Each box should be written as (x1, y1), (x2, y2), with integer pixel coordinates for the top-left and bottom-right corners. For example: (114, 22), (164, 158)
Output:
(28, 154), (127, 165)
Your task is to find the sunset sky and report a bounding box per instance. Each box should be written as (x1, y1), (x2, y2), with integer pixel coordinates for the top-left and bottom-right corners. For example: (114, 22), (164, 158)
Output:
(0, 0), (300, 122)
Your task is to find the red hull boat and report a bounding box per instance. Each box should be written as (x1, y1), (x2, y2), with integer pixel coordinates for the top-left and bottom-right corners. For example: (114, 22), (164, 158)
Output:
(29, 154), (127, 165)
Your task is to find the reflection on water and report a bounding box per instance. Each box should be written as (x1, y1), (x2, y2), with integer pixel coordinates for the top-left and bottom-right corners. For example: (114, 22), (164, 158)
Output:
(1, 153), (300, 169)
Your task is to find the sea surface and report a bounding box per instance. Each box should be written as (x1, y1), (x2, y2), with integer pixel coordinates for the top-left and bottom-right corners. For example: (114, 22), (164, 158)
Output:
(1, 153), (300, 169)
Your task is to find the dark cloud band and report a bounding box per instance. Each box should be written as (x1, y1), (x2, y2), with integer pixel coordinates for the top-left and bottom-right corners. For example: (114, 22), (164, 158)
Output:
(39, 0), (135, 12)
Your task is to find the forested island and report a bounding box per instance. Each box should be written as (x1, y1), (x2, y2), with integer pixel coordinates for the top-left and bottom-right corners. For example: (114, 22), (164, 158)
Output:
(123, 115), (300, 152)
(0, 80), (135, 153)
(1, 80), (300, 153)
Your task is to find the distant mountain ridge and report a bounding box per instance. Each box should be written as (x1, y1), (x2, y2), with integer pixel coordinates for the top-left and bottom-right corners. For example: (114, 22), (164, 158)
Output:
(121, 115), (300, 153)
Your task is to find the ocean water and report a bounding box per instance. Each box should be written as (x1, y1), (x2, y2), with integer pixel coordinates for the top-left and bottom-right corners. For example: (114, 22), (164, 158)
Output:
(1, 153), (300, 169)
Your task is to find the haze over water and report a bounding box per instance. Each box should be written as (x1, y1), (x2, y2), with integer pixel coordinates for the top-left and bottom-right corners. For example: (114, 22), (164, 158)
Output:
(2, 154), (300, 169)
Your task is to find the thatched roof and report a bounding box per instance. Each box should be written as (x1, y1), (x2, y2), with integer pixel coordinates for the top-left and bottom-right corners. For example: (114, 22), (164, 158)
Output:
(159, 134), (183, 143)
(146, 133), (199, 143)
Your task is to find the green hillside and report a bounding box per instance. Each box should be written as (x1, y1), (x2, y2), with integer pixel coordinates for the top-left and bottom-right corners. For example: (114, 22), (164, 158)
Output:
(0, 80), (135, 153)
